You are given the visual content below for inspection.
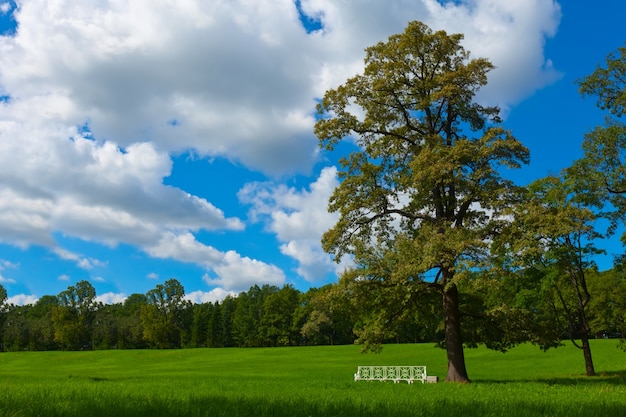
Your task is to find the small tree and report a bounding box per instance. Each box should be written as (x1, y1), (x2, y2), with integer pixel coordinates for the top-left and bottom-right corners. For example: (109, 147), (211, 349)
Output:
(315, 21), (529, 382)
(502, 175), (604, 376)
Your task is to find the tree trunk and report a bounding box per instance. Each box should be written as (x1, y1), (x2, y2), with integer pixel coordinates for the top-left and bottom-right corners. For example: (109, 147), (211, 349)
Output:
(581, 331), (596, 376)
(443, 283), (470, 382)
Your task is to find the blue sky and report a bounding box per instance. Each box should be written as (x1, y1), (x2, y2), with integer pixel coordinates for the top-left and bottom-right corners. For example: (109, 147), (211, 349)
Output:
(0, 0), (624, 305)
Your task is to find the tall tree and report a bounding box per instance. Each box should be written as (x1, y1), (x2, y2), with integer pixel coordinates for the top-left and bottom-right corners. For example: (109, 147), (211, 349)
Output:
(232, 285), (277, 347)
(142, 278), (190, 348)
(53, 280), (97, 350)
(118, 293), (147, 349)
(28, 295), (59, 350)
(315, 21), (529, 382)
(259, 285), (300, 346)
(0, 284), (6, 350)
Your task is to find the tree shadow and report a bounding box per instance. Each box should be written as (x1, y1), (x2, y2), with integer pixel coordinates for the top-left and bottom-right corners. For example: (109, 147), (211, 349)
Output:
(474, 370), (626, 386)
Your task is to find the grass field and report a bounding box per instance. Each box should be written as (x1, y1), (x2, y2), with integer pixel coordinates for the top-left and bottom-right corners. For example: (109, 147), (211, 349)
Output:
(1, 340), (625, 416)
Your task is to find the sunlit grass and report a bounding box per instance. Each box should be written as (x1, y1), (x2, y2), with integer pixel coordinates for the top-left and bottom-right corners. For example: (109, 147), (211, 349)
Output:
(1, 340), (625, 416)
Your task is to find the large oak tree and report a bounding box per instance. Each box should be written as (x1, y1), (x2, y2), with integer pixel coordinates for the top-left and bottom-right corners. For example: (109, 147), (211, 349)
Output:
(315, 21), (529, 382)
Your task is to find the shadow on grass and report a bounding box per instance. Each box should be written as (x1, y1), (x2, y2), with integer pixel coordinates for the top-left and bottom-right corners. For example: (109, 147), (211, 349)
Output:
(5, 393), (626, 417)
(474, 370), (626, 386)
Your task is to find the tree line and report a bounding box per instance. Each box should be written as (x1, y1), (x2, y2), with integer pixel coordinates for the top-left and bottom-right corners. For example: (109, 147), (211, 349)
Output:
(0, 266), (624, 353)
(0, 279), (352, 351)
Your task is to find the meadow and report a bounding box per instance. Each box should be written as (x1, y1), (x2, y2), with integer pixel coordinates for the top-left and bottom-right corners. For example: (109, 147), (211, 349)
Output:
(0, 340), (625, 417)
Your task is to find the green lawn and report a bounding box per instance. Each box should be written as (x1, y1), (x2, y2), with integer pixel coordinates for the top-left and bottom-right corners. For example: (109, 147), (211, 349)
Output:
(1, 340), (625, 416)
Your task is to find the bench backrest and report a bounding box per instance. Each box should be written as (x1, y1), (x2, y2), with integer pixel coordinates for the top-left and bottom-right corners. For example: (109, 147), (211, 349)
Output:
(356, 366), (426, 381)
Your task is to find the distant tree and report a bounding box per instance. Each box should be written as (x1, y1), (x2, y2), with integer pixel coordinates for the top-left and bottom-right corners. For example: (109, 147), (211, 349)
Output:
(206, 301), (225, 348)
(300, 284), (356, 346)
(2, 305), (31, 351)
(232, 285), (277, 347)
(53, 280), (97, 350)
(190, 302), (210, 348)
(0, 284), (6, 308)
(142, 279), (190, 348)
(0, 284), (6, 350)
(118, 293), (147, 349)
(92, 303), (121, 350)
(259, 285), (300, 346)
(28, 295), (59, 350)
(587, 268), (626, 340)
(315, 21), (529, 382)
(220, 296), (237, 347)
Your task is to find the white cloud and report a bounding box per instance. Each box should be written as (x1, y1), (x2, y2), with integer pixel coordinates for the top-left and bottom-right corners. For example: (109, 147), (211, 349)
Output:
(52, 247), (106, 270)
(185, 288), (237, 304)
(0, 259), (18, 269)
(0, 0), (562, 287)
(209, 251), (286, 291)
(146, 232), (285, 292)
(146, 272), (159, 280)
(58, 274), (71, 281)
(0, 275), (16, 284)
(96, 292), (127, 305)
(421, 0), (562, 110)
(145, 232), (224, 267)
(0, 0), (560, 172)
(6, 294), (39, 306)
(0, 3), (10, 15)
(240, 166), (350, 282)
(0, 259), (17, 284)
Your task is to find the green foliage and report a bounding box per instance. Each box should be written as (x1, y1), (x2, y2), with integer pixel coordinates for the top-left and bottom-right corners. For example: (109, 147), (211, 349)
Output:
(52, 280), (97, 350)
(141, 278), (192, 348)
(0, 284), (6, 308)
(315, 20), (530, 382)
(587, 268), (626, 344)
(573, 44), (626, 241)
(300, 284), (357, 346)
(579, 45), (626, 117)
(495, 174), (607, 375)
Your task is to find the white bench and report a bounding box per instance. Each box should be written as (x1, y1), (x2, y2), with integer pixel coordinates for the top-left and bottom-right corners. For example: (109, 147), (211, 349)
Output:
(354, 366), (436, 384)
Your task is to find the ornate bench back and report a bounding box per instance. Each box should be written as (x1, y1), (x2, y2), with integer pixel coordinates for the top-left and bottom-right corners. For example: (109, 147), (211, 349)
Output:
(355, 366), (426, 381)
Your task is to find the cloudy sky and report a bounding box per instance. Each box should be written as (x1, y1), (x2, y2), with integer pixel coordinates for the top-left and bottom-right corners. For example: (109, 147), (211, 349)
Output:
(0, 0), (624, 305)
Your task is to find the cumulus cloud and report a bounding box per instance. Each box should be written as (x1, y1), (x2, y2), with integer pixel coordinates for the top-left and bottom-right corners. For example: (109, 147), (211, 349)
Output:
(0, 0), (561, 171)
(421, 0), (562, 110)
(146, 232), (285, 292)
(209, 251), (286, 291)
(185, 288), (237, 304)
(0, 0), (562, 291)
(240, 166), (350, 282)
(96, 292), (127, 305)
(7, 294), (39, 306)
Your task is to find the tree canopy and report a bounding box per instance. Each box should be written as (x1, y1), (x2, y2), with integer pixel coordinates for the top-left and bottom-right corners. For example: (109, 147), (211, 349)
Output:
(315, 20), (529, 382)
(573, 45), (626, 240)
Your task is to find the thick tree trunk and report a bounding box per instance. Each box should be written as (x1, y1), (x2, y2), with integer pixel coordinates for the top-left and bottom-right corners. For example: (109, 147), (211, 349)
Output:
(443, 283), (470, 382)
